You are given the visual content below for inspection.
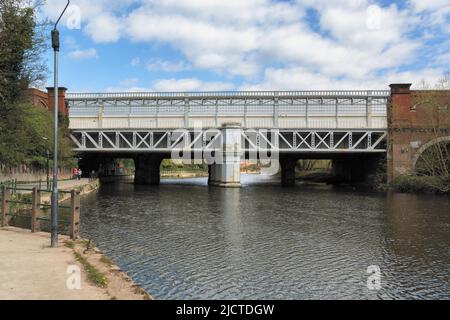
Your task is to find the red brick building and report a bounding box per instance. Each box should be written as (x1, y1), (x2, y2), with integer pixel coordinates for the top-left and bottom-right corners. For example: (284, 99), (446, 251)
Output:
(26, 87), (68, 115)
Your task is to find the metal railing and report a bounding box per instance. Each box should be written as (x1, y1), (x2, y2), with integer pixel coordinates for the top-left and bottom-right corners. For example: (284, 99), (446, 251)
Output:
(0, 179), (18, 194)
(66, 90), (390, 100)
(1, 179), (53, 193)
(1, 185), (80, 239)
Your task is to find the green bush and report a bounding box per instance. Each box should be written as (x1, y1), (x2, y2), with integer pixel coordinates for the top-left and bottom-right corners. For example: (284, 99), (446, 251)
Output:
(0, 102), (76, 169)
(393, 175), (450, 194)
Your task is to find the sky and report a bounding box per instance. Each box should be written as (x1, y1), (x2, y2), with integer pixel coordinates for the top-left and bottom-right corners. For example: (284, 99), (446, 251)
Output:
(39, 0), (450, 92)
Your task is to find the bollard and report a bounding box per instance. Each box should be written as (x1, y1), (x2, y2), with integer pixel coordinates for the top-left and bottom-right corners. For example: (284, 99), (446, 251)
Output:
(70, 190), (80, 239)
(1, 185), (10, 227)
(31, 188), (41, 233)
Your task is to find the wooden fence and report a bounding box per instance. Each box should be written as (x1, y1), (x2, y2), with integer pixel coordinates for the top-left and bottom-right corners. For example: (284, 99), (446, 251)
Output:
(1, 185), (80, 239)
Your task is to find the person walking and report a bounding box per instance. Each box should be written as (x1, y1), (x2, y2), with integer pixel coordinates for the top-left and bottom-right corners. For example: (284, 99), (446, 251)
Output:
(72, 168), (78, 180)
(77, 168), (82, 180)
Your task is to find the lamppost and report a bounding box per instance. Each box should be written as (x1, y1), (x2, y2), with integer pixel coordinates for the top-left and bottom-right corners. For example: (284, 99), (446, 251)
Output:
(46, 150), (50, 190)
(50, 0), (70, 248)
(42, 137), (50, 190)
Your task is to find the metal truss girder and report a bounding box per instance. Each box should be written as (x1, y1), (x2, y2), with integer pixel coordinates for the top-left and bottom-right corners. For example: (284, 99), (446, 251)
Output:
(71, 129), (387, 153)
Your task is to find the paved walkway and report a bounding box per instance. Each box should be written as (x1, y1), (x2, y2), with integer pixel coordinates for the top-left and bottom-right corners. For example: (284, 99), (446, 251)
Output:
(0, 228), (108, 300)
(16, 178), (92, 191)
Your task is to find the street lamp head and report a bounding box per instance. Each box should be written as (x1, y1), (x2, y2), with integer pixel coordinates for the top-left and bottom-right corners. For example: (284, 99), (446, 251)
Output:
(51, 29), (60, 51)
(51, 1), (70, 52)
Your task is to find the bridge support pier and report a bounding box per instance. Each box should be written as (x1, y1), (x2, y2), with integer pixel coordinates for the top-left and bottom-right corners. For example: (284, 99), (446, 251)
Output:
(208, 123), (242, 188)
(280, 158), (297, 187)
(332, 155), (383, 184)
(134, 155), (163, 185)
(208, 165), (219, 185)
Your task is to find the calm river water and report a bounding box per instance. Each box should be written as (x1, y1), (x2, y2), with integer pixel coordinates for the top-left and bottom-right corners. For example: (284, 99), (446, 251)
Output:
(79, 175), (450, 300)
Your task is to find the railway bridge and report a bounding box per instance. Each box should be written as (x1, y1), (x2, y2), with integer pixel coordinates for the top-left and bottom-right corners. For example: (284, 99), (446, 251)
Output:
(57, 83), (449, 187)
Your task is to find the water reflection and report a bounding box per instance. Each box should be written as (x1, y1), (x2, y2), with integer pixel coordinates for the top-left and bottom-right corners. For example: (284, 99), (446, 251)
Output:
(79, 175), (450, 300)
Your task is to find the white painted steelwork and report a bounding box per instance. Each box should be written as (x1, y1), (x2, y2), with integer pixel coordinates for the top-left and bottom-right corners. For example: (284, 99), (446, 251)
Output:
(70, 129), (387, 153)
(67, 90), (389, 131)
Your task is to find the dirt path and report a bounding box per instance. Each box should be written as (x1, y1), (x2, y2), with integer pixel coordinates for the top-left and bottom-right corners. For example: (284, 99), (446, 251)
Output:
(0, 227), (151, 300)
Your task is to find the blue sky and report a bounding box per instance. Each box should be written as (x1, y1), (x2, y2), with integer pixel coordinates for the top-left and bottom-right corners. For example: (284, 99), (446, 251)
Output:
(40, 0), (449, 92)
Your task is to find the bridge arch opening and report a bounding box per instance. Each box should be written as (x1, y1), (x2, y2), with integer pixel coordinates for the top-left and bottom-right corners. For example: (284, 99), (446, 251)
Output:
(413, 136), (450, 177)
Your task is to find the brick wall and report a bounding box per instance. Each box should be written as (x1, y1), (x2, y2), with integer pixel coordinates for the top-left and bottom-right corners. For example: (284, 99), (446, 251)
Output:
(387, 84), (450, 182)
(25, 87), (68, 115)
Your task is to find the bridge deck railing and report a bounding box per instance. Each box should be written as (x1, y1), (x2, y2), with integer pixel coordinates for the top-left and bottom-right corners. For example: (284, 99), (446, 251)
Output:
(66, 90), (390, 100)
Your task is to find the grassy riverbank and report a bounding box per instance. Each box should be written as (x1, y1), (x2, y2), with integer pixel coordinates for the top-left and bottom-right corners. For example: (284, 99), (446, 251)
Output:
(161, 171), (208, 178)
(64, 237), (152, 300)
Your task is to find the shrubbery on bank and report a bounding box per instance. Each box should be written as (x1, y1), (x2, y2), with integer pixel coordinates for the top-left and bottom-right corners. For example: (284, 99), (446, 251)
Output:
(0, 1), (77, 171)
(0, 102), (77, 170)
(393, 175), (450, 195)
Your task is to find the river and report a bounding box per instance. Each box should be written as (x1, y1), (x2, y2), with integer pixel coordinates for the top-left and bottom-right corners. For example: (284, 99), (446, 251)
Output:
(79, 174), (450, 300)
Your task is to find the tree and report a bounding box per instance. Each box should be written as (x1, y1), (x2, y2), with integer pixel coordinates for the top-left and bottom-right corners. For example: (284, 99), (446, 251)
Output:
(413, 75), (450, 191)
(0, 0), (76, 169)
(0, 0), (47, 111)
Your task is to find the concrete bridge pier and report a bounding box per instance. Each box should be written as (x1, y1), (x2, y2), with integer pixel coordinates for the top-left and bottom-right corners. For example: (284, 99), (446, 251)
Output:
(134, 155), (163, 185)
(208, 123), (242, 188)
(280, 158), (297, 187)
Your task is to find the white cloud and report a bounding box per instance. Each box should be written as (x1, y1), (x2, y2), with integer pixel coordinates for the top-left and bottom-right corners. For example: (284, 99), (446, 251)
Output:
(152, 78), (234, 91)
(131, 57), (141, 66)
(410, 0), (449, 12)
(241, 67), (447, 90)
(119, 78), (139, 87)
(63, 36), (79, 50)
(42, 0), (131, 42)
(68, 48), (98, 60)
(106, 86), (149, 93)
(409, 0), (450, 32)
(42, 0), (449, 90)
(106, 77), (234, 92)
(85, 13), (122, 43)
(146, 59), (190, 73)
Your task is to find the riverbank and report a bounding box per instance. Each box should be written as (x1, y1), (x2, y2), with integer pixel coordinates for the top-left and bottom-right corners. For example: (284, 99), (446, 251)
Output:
(50, 178), (100, 204)
(0, 227), (152, 300)
(393, 175), (450, 195)
(161, 171), (208, 178)
(7, 178), (99, 204)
